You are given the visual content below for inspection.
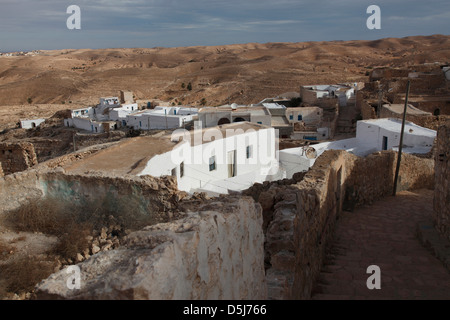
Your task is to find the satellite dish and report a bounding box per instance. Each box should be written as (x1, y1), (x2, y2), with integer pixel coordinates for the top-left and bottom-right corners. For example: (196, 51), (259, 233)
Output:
(231, 103), (238, 110)
(305, 147), (317, 159)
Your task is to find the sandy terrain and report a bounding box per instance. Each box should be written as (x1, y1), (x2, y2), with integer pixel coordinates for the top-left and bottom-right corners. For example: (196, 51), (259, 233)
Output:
(0, 35), (448, 111)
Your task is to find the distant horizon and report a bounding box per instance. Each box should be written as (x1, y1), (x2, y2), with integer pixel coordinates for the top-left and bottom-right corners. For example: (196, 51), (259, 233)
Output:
(1, 0), (449, 52)
(2, 33), (449, 53)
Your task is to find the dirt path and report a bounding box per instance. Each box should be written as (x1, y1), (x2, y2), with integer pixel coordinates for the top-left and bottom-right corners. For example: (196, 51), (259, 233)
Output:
(312, 189), (450, 300)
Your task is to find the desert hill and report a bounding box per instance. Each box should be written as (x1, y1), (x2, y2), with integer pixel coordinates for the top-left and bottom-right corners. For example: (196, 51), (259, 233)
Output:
(0, 34), (449, 107)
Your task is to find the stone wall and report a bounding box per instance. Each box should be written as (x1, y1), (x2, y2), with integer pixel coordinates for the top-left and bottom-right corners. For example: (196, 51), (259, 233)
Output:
(35, 197), (267, 300)
(433, 123), (450, 241)
(0, 142), (38, 175)
(0, 168), (185, 221)
(0, 169), (44, 214)
(361, 100), (377, 120)
(261, 149), (435, 299)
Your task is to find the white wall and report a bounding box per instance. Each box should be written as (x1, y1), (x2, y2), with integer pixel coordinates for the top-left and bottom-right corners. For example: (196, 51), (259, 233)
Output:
(356, 120), (436, 151)
(250, 114), (271, 126)
(126, 114), (191, 130)
(71, 107), (93, 118)
(138, 127), (279, 194)
(281, 119), (436, 179)
(278, 149), (313, 179)
(70, 117), (104, 133)
(20, 119), (46, 129)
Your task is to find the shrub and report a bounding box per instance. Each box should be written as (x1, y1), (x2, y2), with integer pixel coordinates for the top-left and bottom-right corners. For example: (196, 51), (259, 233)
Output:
(0, 256), (56, 295)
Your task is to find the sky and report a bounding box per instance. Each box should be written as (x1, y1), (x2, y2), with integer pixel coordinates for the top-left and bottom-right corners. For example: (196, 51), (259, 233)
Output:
(0, 0), (449, 51)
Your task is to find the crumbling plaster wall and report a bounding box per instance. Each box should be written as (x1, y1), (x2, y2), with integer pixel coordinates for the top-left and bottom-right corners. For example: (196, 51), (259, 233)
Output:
(35, 197), (267, 300)
(1, 168), (267, 300)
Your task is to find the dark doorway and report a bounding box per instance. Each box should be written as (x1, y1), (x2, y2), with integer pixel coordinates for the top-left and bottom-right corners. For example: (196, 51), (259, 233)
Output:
(218, 117), (231, 125)
(434, 108), (441, 116)
(233, 117), (246, 123)
(382, 136), (388, 150)
(227, 150), (236, 178)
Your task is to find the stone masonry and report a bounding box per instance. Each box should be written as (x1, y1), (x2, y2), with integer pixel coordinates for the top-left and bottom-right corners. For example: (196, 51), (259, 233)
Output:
(0, 142), (38, 175)
(434, 123), (450, 241)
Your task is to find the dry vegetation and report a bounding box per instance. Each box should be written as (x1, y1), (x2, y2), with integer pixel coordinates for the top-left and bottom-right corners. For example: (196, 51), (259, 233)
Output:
(0, 35), (448, 109)
(0, 196), (158, 299)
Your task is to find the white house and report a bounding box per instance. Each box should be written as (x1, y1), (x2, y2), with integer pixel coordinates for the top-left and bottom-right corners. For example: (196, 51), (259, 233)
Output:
(64, 117), (116, 133)
(197, 104), (272, 128)
(137, 122), (283, 195)
(279, 118), (436, 178)
(126, 106), (198, 130)
(65, 97), (138, 132)
(300, 84), (356, 107)
(20, 118), (46, 129)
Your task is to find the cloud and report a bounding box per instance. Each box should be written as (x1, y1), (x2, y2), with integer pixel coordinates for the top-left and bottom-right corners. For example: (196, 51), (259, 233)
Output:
(0, 0), (449, 51)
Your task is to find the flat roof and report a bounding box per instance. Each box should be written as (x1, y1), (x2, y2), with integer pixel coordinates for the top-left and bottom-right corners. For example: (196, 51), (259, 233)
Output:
(359, 118), (436, 137)
(382, 104), (431, 115)
(271, 116), (290, 126)
(63, 122), (271, 174)
(198, 106), (270, 115)
(63, 136), (177, 175)
(174, 122), (271, 146)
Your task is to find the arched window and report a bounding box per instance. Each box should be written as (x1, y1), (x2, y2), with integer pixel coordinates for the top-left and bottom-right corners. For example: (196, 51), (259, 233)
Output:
(218, 117), (231, 125)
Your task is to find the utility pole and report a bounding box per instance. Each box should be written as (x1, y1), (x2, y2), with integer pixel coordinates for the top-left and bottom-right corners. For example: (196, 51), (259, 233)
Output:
(377, 84), (383, 118)
(73, 132), (76, 152)
(393, 80), (411, 196)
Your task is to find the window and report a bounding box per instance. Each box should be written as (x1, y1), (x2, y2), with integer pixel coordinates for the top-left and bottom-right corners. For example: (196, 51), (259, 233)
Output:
(209, 156), (216, 171)
(257, 121), (262, 124)
(171, 168), (177, 177)
(289, 114), (293, 120)
(246, 145), (252, 159)
(180, 162), (184, 178)
(298, 115), (302, 121)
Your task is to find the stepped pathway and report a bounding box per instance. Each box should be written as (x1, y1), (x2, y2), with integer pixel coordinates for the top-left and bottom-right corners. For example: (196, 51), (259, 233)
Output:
(311, 189), (450, 300)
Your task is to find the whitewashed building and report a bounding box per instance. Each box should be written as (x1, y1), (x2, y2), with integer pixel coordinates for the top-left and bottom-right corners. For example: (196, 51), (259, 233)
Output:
(65, 97), (138, 132)
(138, 122), (283, 195)
(300, 84), (357, 107)
(126, 106), (198, 130)
(197, 104), (272, 128)
(20, 118), (46, 129)
(279, 118), (436, 178)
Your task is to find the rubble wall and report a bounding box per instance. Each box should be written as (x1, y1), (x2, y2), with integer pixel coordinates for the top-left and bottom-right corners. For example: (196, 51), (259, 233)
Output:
(263, 150), (434, 299)
(35, 197), (267, 300)
(0, 142), (38, 175)
(433, 124), (450, 241)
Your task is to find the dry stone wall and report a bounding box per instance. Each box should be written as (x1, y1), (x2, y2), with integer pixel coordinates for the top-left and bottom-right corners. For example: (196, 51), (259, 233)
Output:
(0, 142), (38, 175)
(262, 149), (435, 299)
(434, 123), (450, 241)
(35, 197), (267, 300)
